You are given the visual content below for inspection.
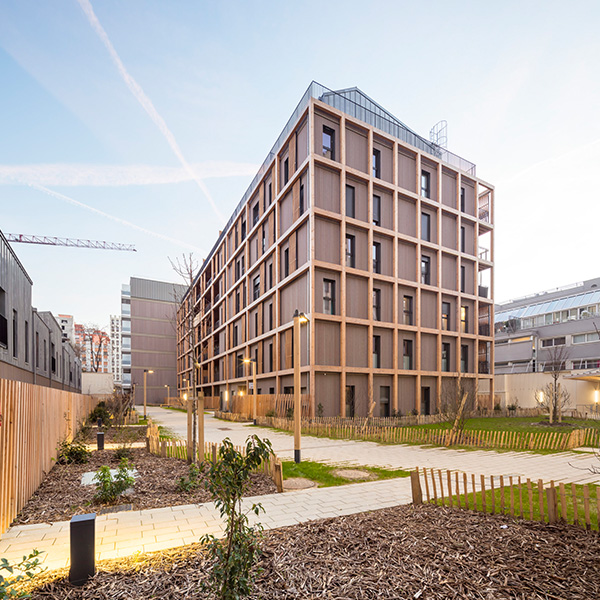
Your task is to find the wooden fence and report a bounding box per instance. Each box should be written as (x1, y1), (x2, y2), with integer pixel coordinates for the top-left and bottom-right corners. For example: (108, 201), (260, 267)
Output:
(223, 393), (312, 420)
(162, 395), (220, 410)
(0, 378), (96, 537)
(411, 467), (600, 530)
(146, 424), (283, 492)
(241, 415), (593, 451)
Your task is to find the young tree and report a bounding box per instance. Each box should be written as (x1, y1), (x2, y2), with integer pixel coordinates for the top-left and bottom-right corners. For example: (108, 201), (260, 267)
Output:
(441, 377), (475, 445)
(79, 324), (109, 372)
(170, 253), (200, 463)
(535, 344), (571, 424)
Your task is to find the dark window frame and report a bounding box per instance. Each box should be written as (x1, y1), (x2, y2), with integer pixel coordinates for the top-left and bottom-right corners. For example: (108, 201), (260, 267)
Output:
(345, 184), (355, 218)
(345, 234), (356, 268)
(323, 279), (336, 315)
(373, 194), (381, 226)
(373, 148), (381, 178)
(403, 296), (413, 325)
(373, 288), (381, 321)
(442, 342), (450, 372)
(322, 125), (335, 160)
(421, 170), (431, 198)
(373, 241), (381, 274)
(421, 255), (431, 285)
(373, 334), (381, 368)
(442, 302), (451, 330)
(421, 212), (431, 242)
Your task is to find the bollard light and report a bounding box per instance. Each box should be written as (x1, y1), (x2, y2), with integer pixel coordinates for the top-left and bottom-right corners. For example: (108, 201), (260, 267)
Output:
(97, 431), (104, 451)
(69, 513), (96, 585)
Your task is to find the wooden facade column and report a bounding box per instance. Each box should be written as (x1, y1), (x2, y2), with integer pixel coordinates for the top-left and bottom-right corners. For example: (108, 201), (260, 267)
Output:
(415, 151), (422, 414)
(392, 140), (399, 414)
(339, 114), (347, 417)
(308, 100), (317, 413)
(367, 128), (374, 416)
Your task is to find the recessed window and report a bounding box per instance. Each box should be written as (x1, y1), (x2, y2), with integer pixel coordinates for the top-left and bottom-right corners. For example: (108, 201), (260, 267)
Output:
(442, 302), (451, 330)
(24, 320), (29, 363)
(373, 288), (381, 321)
(442, 342), (450, 372)
(241, 219), (246, 241)
(421, 170), (431, 198)
(373, 194), (381, 226)
(460, 265), (466, 293)
(268, 183), (272, 205)
(460, 226), (466, 252)
(460, 187), (466, 212)
(421, 256), (431, 285)
(268, 263), (273, 289)
(269, 304), (273, 330)
(253, 203), (259, 226)
(380, 386), (390, 417)
(403, 339), (413, 369)
(299, 184), (305, 215)
(233, 326), (238, 347)
(262, 228), (266, 253)
(323, 126), (335, 160)
(323, 279), (336, 315)
(12, 310), (17, 358)
(346, 185), (355, 218)
(541, 336), (566, 347)
(0, 287), (7, 348)
(345, 234), (356, 268)
(284, 248), (289, 278)
(373, 242), (381, 274)
(283, 158), (289, 185)
(373, 335), (381, 368)
(403, 296), (413, 325)
(253, 276), (260, 301)
(373, 148), (381, 178)
(461, 306), (468, 333)
(461, 344), (469, 373)
(421, 212), (431, 242)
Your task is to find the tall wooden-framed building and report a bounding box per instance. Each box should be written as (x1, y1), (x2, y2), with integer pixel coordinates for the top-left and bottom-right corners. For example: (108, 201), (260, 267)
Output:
(177, 83), (494, 417)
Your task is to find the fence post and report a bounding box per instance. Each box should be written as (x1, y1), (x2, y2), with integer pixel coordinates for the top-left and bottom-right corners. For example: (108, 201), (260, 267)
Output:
(546, 487), (558, 524)
(411, 470), (423, 505)
(274, 459), (284, 493)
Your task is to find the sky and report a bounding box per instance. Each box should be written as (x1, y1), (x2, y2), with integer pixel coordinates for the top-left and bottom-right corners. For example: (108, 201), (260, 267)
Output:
(1, 0), (599, 327)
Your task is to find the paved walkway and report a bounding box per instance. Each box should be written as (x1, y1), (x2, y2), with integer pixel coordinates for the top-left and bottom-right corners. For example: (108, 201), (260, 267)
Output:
(2, 406), (599, 572)
(148, 406), (600, 485)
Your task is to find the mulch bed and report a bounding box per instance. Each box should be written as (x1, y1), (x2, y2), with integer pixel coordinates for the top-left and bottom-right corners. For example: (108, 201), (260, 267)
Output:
(26, 504), (600, 599)
(13, 447), (276, 526)
(82, 425), (148, 444)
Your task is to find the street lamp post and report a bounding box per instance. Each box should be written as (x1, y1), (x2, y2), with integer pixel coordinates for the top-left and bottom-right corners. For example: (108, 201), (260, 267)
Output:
(164, 384), (170, 406)
(143, 369), (154, 419)
(293, 309), (308, 463)
(243, 357), (258, 423)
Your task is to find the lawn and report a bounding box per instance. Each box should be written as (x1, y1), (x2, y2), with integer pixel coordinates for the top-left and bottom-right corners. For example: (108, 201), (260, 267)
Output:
(282, 460), (410, 487)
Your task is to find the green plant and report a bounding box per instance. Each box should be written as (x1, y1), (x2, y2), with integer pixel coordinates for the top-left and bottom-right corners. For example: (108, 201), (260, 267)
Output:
(507, 404), (518, 412)
(494, 403), (502, 412)
(265, 409), (276, 418)
(410, 408), (419, 416)
(57, 439), (90, 465)
(177, 463), (201, 493)
(316, 403), (324, 418)
(0, 550), (44, 599)
(89, 402), (111, 428)
(201, 435), (273, 600)
(93, 458), (135, 504)
(113, 427), (138, 460)
(285, 407), (293, 419)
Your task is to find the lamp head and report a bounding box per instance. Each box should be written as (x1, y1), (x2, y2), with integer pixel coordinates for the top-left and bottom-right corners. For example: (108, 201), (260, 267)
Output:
(243, 357), (252, 364)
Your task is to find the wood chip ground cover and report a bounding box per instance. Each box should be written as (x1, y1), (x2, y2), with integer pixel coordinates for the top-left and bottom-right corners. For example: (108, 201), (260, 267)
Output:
(13, 447), (276, 525)
(26, 504), (600, 599)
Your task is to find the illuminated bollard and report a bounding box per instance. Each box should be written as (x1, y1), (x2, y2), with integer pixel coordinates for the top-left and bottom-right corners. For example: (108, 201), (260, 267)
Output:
(97, 431), (104, 451)
(69, 513), (96, 585)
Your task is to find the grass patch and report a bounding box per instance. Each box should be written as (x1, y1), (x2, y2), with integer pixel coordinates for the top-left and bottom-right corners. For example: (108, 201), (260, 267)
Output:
(282, 460), (409, 487)
(157, 425), (178, 440)
(430, 480), (600, 530)
(164, 406), (188, 413)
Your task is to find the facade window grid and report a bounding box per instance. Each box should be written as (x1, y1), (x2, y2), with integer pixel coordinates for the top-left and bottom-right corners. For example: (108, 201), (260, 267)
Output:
(461, 306), (468, 333)
(372, 148), (381, 178)
(373, 288), (381, 321)
(403, 296), (413, 325)
(421, 170), (431, 198)
(373, 335), (381, 368)
(442, 342), (450, 372)
(322, 126), (335, 160)
(346, 185), (355, 218)
(441, 302), (451, 330)
(345, 234), (356, 268)
(372, 242), (381, 274)
(373, 195), (381, 226)
(421, 256), (431, 285)
(323, 279), (336, 315)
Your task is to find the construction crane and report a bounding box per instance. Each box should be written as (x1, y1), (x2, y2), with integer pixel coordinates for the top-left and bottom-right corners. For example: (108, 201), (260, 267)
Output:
(5, 233), (136, 252)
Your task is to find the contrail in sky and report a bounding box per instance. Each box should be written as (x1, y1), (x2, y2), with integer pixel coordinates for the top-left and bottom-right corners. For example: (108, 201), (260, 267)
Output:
(76, 0), (225, 223)
(30, 183), (206, 253)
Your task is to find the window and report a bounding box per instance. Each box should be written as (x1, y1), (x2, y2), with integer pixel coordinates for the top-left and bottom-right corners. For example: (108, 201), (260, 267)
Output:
(12, 310), (17, 358)
(541, 336), (566, 347)
(253, 203), (259, 226)
(0, 287), (6, 348)
(268, 263), (273, 289)
(460, 265), (466, 293)
(283, 248), (290, 277)
(51, 342), (56, 373)
(235, 290), (240, 313)
(421, 256), (431, 285)
(573, 332), (600, 344)
(442, 342), (450, 372)
(373, 242), (381, 274)
(253, 276), (260, 301)
(268, 183), (272, 205)
(269, 304), (273, 330)
(373, 148), (381, 178)
(460, 226), (466, 252)
(283, 158), (289, 185)
(233, 325), (238, 347)
(461, 344), (469, 373)
(573, 358), (600, 369)
(373, 288), (381, 321)
(461, 306), (468, 333)
(373, 335), (381, 368)
(441, 302), (451, 330)
(403, 340), (413, 369)
(346, 185), (355, 218)
(345, 234), (356, 268)
(380, 386), (390, 417)
(35, 332), (39, 367)
(237, 354), (244, 378)
(299, 184), (305, 215)
(43, 339), (47, 371)
(345, 386), (355, 417)
(323, 279), (336, 315)
(421, 212), (431, 242)
(241, 219), (246, 241)
(421, 170), (431, 198)
(460, 187), (466, 212)
(268, 343), (273, 371)
(322, 126), (335, 160)
(262, 228), (266, 253)
(373, 194), (381, 226)
(403, 296), (413, 325)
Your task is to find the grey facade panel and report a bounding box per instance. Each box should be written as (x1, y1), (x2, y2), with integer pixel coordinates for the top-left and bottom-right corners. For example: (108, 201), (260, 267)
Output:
(130, 277), (187, 303)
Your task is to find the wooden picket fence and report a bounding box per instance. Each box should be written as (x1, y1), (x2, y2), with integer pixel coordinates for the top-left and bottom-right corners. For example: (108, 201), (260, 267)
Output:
(242, 414), (592, 452)
(411, 467), (600, 531)
(145, 424), (283, 492)
(0, 378), (96, 537)
(224, 393), (312, 420)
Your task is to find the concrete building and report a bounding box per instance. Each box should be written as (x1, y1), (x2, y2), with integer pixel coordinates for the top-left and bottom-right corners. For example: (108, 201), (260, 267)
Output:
(178, 83), (495, 417)
(495, 278), (600, 413)
(109, 314), (122, 385)
(121, 277), (186, 405)
(0, 230), (81, 391)
(57, 314), (75, 344)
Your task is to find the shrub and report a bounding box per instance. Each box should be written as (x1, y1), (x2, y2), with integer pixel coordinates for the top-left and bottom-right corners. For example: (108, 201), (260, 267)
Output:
(507, 404), (518, 412)
(202, 435), (273, 600)
(93, 458), (135, 504)
(410, 408), (419, 416)
(177, 463), (201, 493)
(89, 403), (111, 428)
(285, 407), (293, 420)
(113, 427), (138, 461)
(265, 410), (276, 418)
(316, 403), (324, 418)
(57, 439), (90, 465)
(494, 403), (502, 412)
(0, 549), (44, 599)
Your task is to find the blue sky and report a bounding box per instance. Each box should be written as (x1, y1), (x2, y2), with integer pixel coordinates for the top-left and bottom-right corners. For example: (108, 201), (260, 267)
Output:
(1, 0), (599, 326)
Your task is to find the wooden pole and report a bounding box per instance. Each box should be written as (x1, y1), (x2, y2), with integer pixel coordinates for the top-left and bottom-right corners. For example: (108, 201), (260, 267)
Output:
(198, 392), (205, 462)
(252, 361), (257, 423)
(411, 471), (423, 505)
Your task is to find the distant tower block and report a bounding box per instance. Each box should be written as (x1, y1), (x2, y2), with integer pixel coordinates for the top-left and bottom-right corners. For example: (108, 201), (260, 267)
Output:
(429, 120), (448, 149)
